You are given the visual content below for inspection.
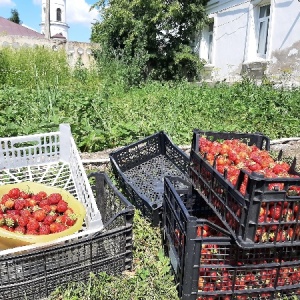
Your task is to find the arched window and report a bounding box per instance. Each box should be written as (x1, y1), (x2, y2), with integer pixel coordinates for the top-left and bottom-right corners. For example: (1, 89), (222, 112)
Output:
(56, 8), (62, 22)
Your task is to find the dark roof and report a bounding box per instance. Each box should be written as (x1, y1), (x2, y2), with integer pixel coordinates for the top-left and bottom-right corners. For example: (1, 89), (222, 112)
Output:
(0, 16), (44, 38)
(51, 32), (66, 40)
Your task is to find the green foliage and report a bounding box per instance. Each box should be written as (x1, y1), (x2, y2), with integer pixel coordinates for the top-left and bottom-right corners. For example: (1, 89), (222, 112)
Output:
(7, 9), (22, 24)
(49, 210), (179, 300)
(91, 0), (208, 84)
(0, 47), (71, 89)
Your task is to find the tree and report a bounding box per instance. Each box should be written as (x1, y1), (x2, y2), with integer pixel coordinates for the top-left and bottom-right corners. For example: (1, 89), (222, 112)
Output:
(91, 0), (209, 84)
(7, 9), (22, 25)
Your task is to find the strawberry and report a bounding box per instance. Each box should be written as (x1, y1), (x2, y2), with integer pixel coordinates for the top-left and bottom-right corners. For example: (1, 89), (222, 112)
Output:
(20, 209), (31, 218)
(50, 222), (67, 233)
(65, 214), (78, 226)
(20, 191), (30, 199)
(14, 226), (26, 234)
(17, 215), (29, 227)
(43, 214), (57, 225)
(26, 229), (38, 235)
(1, 194), (10, 204)
(14, 199), (26, 210)
(39, 199), (50, 208)
(26, 219), (39, 231)
(4, 199), (15, 209)
(39, 224), (51, 235)
(37, 191), (47, 200)
(8, 188), (21, 199)
(48, 193), (62, 205)
(56, 200), (68, 213)
(32, 209), (46, 222)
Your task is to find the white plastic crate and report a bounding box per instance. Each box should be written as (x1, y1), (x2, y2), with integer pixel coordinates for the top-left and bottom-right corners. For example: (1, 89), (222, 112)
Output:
(0, 124), (103, 255)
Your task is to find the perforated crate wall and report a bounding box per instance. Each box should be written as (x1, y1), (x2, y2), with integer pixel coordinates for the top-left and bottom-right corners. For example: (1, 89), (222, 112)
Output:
(0, 172), (134, 300)
(0, 124), (102, 236)
(110, 131), (189, 226)
(163, 176), (300, 300)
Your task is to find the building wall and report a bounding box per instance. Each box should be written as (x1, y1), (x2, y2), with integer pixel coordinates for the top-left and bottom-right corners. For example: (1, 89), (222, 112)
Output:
(198, 0), (300, 86)
(0, 35), (99, 68)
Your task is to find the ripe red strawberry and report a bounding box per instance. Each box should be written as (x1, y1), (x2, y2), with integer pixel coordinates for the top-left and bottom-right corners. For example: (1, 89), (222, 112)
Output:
(1, 194), (10, 204)
(39, 199), (50, 208)
(37, 191), (47, 200)
(19, 191), (30, 199)
(65, 214), (77, 226)
(14, 226), (26, 234)
(48, 193), (62, 205)
(26, 229), (38, 235)
(17, 215), (29, 227)
(20, 209), (31, 218)
(56, 200), (68, 213)
(43, 214), (57, 225)
(14, 199), (26, 210)
(41, 204), (52, 214)
(49, 222), (60, 233)
(8, 188), (21, 199)
(27, 219), (39, 231)
(39, 224), (50, 235)
(32, 209), (46, 222)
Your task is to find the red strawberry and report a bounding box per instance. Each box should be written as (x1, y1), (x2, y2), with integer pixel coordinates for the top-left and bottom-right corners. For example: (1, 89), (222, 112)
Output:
(56, 200), (68, 213)
(26, 229), (38, 235)
(1, 194), (10, 204)
(32, 209), (46, 222)
(20, 209), (31, 218)
(17, 215), (29, 227)
(50, 222), (67, 233)
(20, 191), (30, 199)
(65, 214), (78, 226)
(39, 199), (50, 208)
(43, 214), (57, 225)
(14, 199), (26, 210)
(8, 188), (21, 199)
(48, 193), (62, 205)
(41, 204), (52, 214)
(27, 219), (39, 231)
(37, 191), (47, 200)
(14, 226), (26, 234)
(39, 224), (51, 235)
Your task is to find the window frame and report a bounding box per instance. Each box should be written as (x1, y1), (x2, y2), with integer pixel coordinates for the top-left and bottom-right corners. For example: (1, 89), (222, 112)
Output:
(56, 8), (62, 22)
(256, 4), (271, 58)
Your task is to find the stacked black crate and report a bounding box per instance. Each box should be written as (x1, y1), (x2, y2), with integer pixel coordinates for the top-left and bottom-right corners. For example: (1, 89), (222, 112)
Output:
(163, 130), (300, 300)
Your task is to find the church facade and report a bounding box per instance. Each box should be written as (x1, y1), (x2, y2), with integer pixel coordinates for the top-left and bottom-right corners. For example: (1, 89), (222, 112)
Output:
(0, 0), (98, 68)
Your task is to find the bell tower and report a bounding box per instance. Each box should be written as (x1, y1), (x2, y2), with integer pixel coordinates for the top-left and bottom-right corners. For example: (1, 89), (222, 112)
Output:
(40, 0), (69, 40)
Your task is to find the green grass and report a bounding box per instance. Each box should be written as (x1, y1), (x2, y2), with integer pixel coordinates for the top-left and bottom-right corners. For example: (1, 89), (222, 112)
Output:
(49, 210), (179, 300)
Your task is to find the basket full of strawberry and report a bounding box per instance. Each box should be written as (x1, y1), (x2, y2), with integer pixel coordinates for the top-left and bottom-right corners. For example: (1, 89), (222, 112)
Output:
(0, 181), (86, 250)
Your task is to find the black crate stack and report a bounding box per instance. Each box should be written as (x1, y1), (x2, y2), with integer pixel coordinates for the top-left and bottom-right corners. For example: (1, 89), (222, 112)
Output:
(162, 129), (300, 300)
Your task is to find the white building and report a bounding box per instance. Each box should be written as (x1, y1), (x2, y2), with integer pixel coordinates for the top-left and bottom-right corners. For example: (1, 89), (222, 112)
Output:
(40, 0), (69, 40)
(197, 0), (300, 85)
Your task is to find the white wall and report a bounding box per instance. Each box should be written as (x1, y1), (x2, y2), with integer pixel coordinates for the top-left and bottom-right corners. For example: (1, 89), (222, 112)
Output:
(199, 0), (300, 85)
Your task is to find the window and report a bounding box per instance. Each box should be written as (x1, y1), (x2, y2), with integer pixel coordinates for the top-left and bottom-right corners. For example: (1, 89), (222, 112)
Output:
(257, 4), (270, 56)
(199, 19), (214, 65)
(56, 8), (62, 22)
(207, 21), (214, 64)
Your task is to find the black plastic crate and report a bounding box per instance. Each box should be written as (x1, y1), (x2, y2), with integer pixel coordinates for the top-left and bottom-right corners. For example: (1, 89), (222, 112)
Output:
(109, 131), (189, 226)
(0, 172), (134, 300)
(163, 176), (300, 300)
(190, 129), (300, 248)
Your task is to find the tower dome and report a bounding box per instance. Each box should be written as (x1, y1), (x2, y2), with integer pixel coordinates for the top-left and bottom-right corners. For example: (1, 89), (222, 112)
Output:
(40, 0), (69, 40)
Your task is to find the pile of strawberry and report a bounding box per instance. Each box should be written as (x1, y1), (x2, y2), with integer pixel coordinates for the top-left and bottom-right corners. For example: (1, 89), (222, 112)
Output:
(199, 136), (300, 195)
(0, 187), (78, 235)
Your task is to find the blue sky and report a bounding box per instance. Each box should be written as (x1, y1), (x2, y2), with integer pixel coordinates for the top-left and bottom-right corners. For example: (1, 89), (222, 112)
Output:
(0, 0), (100, 42)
